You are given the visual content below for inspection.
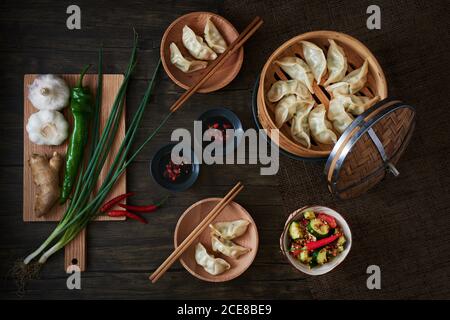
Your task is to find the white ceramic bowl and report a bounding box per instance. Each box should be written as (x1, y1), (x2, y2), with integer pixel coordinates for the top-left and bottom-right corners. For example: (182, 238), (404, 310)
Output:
(280, 205), (352, 276)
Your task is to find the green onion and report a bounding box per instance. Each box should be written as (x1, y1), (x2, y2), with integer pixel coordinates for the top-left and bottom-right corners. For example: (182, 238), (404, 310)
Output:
(24, 32), (168, 266)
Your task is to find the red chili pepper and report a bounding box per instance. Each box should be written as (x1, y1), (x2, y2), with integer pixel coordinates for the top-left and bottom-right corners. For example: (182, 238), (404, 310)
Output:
(305, 234), (341, 251)
(107, 210), (128, 217)
(118, 195), (168, 213)
(125, 211), (148, 224)
(317, 213), (337, 228)
(108, 210), (148, 224)
(101, 192), (134, 212)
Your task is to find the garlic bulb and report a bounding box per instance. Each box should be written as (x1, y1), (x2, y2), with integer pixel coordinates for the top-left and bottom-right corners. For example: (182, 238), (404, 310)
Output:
(28, 75), (70, 110)
(26, 110), (69, 145)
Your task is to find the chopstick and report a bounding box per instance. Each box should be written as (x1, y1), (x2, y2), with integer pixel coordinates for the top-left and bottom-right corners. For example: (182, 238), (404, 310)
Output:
(169, 16), (263, 113)
(149, 182), (244, 283)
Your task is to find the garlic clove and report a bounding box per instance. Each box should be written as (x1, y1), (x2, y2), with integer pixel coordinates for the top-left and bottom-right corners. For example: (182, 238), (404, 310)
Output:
(26, 110), (69, 145)
(28, 75), (70, 111)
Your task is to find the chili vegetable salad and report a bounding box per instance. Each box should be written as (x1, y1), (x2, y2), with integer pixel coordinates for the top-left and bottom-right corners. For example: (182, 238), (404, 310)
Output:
(288, 210), (347, 268)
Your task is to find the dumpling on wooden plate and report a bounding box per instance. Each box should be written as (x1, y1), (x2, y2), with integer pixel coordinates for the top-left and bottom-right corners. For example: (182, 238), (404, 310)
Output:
(195, 243), (230, 276)
(204, 17), (227, 54)
(211, 235), (250, 259)
(182, 25), (217, 61)
(210, 219), (250, 240)
(170, 43), (208, 73)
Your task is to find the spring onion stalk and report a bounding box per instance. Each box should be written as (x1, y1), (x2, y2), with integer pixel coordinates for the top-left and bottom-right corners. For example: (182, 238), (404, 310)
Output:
(23, 32), (170, 266)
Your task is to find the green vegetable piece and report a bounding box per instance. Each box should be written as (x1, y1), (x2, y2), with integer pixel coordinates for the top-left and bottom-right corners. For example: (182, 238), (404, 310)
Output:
(289, 221), (303, 240)
(316, 248), (328, 265)
(60, 65), (93, 204)
(303, 211), (315, 220)
(307, 218), (330, 239)
(299, 249), (311, 263)
(337, 235), (346, 246)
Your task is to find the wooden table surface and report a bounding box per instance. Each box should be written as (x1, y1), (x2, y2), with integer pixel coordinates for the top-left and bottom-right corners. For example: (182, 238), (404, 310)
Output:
(0, 0), (312, 299)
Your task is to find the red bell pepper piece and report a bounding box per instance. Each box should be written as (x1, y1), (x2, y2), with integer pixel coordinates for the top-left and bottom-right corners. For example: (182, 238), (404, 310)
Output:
(305, 234), (341, 251)
(317, 213), (337, 228)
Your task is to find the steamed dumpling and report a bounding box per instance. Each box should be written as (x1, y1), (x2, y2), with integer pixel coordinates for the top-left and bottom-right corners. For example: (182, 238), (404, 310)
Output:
(291, 103), (314, 148)
(169, 43), (208, 73)
(182, 25), (217, 61)
(328, 95), (355, 133)
(341, 59), (369, 94)
(204, 17), (227, 54)
(324, 39), (348, 86)
(267, 80), (313, 103)
(195, 243), (230, 276)
(275, 57), (315, 93)
(326, 82), (351, 97)
(300, 40), (327, 84)
(274, 95), (314, 128)
(308, 104), (337, 145)
(210, 219), (250, 240)
(336, 94), (379, 116)
(211, 235), (250, 259)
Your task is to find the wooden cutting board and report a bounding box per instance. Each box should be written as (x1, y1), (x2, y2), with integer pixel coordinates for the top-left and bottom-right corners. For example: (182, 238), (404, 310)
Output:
(23, 74), (126, 271)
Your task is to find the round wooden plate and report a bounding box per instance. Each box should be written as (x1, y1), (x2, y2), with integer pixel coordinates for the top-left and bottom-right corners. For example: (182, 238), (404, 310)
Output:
(174, 198), (258, 282)
(161, 12), (244, 93)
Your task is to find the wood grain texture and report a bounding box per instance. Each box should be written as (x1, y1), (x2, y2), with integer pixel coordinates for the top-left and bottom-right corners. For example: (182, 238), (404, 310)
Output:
(23, 74), (127, 271)
(1, 0), (449, 300)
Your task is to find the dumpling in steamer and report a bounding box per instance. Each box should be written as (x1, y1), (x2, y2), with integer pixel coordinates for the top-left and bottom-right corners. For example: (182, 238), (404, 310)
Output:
(341, 59), (369, 94)
(204, 17), (227, 54)
(275, 57), (315, 93)
(325, 82), (351, 97)
(274, 95), (314, 128)
(169, 43), (208, 73)
(182, 25), (217, 61)
(290, 103), (314, 148)
(300, 40), (327, 85)
(324, 39), (348, 86)
(267, 80), (314, 103)
(328, 95), (355, 134)
(308, 104), (337, 145)
(195, 243), (230, 276)
(336, 94), (379, 116)
(211, 235), (250, 259)
(210, 219), (250, 240)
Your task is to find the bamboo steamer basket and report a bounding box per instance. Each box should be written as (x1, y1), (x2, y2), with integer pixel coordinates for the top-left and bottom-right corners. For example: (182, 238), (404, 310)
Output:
(258, 30), (388, 159)
(256, 31), (416, 198)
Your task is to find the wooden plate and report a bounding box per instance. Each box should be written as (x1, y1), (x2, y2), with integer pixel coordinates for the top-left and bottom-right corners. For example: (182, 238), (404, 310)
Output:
(174, 198), (258, 282)
(160, 11), (244, 93)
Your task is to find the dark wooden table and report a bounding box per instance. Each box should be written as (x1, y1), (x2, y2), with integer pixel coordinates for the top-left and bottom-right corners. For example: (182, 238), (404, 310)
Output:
(0, 0), (312, 299)
(1, 0), (449, 299)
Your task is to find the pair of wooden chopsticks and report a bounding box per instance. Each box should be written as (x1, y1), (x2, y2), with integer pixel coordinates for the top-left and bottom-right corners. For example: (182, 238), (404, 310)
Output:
(149, 182), (244, 283)
(169, 16), (263, 113)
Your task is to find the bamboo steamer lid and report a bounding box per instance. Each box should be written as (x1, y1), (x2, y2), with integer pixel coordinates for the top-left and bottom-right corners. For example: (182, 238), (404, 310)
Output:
(324, 98), (416, 199)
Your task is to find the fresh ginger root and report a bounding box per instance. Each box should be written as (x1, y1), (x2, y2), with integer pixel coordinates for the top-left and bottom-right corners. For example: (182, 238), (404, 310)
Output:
(29, 152), (63, 217)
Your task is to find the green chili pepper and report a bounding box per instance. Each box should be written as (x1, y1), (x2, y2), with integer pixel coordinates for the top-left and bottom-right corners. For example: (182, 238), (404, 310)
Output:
(60, 65), (93, 204)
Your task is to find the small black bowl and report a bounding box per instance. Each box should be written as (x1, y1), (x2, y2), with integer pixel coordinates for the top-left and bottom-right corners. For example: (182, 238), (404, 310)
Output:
(197, 107), (244, 155)
(150, 143), (200, 192)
